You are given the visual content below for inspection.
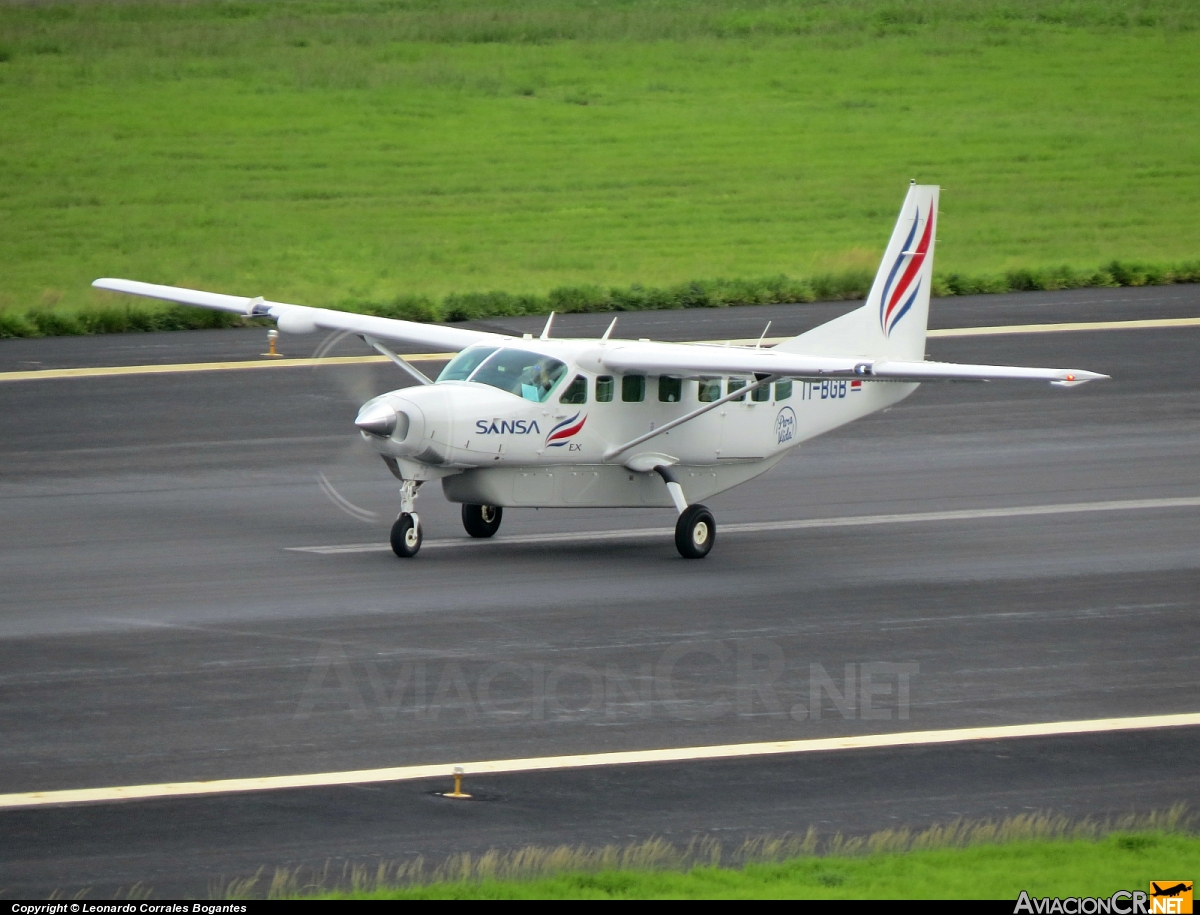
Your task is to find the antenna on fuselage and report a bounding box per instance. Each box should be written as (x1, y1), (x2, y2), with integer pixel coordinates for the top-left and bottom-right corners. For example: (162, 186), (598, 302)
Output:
(539, 311), (556, 340)
(600, 316), (618, 343)
(755, 321), (772, 349)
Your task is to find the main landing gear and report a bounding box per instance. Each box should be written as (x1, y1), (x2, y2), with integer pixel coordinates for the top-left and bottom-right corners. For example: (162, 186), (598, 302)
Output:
(655, 465), (715, 559)
(462, 504), (503, 538)
(390, 480), (423, 558)
(675, 503), (715, 559)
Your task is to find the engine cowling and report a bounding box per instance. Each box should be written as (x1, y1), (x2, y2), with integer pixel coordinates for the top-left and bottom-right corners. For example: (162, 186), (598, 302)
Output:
(355, 393), (425, 456)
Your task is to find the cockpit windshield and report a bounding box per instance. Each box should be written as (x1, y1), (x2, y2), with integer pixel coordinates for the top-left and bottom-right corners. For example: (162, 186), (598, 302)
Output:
(468, 348), (568, 403)
(436, 345), (499, 382)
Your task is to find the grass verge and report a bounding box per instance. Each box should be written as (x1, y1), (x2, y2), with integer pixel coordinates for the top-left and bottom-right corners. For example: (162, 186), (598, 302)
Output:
(216, 808), (1195, 900)
(1, 1), (1198, 336)
(5, 258), (1200, 339)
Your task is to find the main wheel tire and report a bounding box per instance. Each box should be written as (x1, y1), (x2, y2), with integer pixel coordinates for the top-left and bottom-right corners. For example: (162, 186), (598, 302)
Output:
(390, 512), (422, 557)
(675, 504), (715, 559)
(462, 504), (503, 538)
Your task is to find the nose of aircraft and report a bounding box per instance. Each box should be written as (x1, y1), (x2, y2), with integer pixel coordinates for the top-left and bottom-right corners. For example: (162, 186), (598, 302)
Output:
(355, 401), (399, 437)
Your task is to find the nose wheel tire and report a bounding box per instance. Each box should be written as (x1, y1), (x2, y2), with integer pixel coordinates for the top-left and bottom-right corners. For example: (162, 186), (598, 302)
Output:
(462, 504), (503, 538)
(675, 504), (715, 559)
(391, 512), (422, 558)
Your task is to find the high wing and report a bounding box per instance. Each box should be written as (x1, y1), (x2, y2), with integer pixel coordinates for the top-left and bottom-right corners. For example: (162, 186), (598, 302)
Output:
(92, 278), (501, 352)
(595, 341), (1108, 387)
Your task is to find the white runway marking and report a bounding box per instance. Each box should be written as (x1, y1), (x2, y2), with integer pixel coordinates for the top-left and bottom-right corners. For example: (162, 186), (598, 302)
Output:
(2, 712), (1197, 810)
(287, 494), (1200, 555)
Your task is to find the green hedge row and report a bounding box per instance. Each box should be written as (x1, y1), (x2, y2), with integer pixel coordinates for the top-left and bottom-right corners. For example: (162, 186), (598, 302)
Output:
(2, 259), (1197, 339)
(0, 303), (244, 339)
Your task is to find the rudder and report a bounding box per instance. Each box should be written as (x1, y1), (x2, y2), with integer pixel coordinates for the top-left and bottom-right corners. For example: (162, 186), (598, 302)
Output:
(777, 182), (939, 362)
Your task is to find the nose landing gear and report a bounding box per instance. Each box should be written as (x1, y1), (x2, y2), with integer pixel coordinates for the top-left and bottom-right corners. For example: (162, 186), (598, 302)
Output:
(390, 479), (423, 558)
(391, 512), (422, 557)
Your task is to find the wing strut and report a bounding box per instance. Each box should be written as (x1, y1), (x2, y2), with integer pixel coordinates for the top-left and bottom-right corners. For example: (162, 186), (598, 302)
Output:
(360, 334), (432, 386)
(603, 375), (777, 462)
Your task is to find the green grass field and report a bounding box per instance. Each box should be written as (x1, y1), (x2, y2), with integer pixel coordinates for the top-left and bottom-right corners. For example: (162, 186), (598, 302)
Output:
(307, 831), (1197, 900)
(1, 1), (1199, 334)
(215, 813), (1194, 901)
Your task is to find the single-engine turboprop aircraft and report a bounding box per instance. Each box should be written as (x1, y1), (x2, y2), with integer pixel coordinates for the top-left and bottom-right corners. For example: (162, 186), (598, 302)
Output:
(94, 183), (1107, 559)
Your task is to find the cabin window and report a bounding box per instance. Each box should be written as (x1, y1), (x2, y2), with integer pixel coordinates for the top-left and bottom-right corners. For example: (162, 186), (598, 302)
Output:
(698, 377), (722, 403)
(752, 381), (771, 402)
(775, 379), (793, 401)
(437, 346), (499, 382)
(622, 374), (646, 402)
(596, 375), (614, 402)
(560, 374), (588, 405)
(468, 348), (568, 403)
(727, 378), (747, 402)
(658, 376), (682, 403)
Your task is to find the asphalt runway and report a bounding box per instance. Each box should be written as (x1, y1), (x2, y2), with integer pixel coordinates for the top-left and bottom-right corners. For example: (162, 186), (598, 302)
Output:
(1, 286), (1198, 897)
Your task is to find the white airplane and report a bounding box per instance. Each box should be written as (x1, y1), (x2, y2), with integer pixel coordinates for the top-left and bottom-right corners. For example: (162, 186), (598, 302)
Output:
(94, 183), (1107, 559)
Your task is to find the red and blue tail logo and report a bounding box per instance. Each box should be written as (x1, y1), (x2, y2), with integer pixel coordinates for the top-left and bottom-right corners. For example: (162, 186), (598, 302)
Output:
(546, 412), (586, 447)
(879, 202), (935, 337)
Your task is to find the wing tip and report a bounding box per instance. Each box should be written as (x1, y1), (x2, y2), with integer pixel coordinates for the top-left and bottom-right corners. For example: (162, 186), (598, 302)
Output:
(1052, 370), (1110, 387)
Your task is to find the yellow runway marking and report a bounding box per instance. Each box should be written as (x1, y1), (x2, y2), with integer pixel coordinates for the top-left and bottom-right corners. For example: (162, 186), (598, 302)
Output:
(1, 712), (1197, 809)
(1, 316), (1196, 383)
(0, 353), (403, 382)
(927, 316), (1200, 338)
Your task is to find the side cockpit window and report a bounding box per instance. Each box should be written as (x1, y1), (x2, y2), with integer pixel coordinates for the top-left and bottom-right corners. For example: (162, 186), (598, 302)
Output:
(560, 374), (588, 404)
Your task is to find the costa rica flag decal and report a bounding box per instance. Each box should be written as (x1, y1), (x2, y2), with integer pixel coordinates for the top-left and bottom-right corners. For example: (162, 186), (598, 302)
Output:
(879, 202), (935, 337)
(850, 379), (863, 392)
(546, 412), (586, 447)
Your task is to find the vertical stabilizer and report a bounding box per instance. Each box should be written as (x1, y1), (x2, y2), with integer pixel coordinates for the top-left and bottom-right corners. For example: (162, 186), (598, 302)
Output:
(776, 183), (939, 361)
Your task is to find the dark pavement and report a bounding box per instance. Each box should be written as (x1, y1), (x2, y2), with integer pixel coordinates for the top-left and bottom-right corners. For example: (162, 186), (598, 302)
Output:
(0, 287), (1197, 897)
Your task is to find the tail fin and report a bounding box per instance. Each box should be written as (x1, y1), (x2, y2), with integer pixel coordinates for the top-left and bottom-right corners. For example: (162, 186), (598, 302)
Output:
(776, 182), (939, 362)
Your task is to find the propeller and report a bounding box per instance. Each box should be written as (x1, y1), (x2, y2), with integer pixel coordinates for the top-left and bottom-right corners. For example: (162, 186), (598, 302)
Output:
(306, 329), (405, 525)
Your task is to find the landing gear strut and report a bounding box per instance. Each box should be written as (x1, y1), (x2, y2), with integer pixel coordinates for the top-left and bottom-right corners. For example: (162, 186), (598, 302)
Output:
(390, 480), (423, 558)
(655, 465), (715, 559)
(462, 504), (503, 538)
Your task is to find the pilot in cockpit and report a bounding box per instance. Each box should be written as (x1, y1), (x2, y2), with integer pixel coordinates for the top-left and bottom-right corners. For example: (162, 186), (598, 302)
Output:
(519, 362), (550, 402)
